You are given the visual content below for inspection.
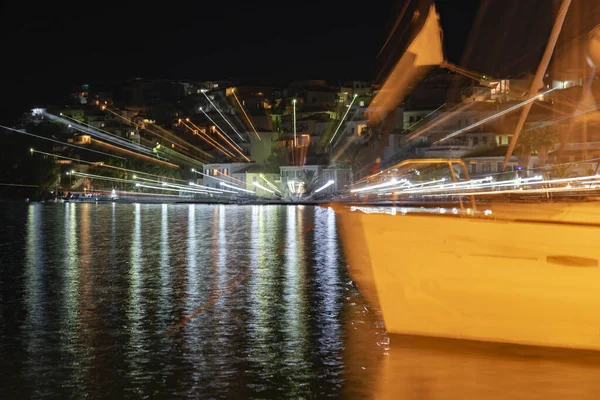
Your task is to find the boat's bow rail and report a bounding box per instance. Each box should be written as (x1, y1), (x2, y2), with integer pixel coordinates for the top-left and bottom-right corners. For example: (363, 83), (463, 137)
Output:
(348, 205), (493, 218)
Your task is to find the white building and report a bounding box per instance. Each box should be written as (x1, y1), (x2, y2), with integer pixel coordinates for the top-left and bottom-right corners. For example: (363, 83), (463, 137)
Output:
(463, 146), (538, 177)
(280, 165), (351, 198)
(202, 162), (254, 190)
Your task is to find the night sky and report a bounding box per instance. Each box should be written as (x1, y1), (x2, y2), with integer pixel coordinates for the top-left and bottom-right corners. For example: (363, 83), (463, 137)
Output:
(0, 0), (481, 122)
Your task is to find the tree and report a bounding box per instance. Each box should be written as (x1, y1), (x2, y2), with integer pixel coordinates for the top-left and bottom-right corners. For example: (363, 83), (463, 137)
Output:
(551, 163), (577, 179)
(264, 147), (289, 173)
(297, 169), (320, 196)
(0, 121), (63, 197)
(514, 125), (556, 169)
(330, 141), (367, 179)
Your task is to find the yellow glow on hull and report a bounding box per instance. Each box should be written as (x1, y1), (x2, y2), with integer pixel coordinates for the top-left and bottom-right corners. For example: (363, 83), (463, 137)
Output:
(333, 202), (600, 350)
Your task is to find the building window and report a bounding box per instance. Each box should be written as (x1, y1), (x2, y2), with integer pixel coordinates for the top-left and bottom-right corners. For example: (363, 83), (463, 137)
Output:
(471, 164), (477, 174)
(253, 176), (257, 183)
(223, 168), (229, 175)
(482, 136), (488, 144)
(359, 100), (365, 107)
(213, 169), (218, 176)
(473, 137), (479, 146)
(497, 162), (503, 172)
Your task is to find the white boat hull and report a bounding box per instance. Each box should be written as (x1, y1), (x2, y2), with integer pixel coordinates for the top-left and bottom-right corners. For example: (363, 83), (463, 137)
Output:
(334, 203), (600, 350)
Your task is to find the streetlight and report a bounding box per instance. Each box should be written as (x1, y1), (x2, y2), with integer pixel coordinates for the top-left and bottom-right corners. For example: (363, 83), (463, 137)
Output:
(292, 99), (297, 147)
(292, 99), (297, 166)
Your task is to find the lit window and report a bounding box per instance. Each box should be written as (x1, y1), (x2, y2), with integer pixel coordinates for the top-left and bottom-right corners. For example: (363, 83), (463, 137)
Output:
(223, 168), (229, 175)
(213, 169), (218, 176)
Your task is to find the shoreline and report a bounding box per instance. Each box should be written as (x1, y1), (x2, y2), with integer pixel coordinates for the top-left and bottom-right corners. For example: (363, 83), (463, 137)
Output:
(1, 198), (333, 206)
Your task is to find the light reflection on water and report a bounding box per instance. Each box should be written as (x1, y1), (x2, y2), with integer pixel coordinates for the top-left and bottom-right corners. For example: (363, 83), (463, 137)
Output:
(3, 203), (600, 398)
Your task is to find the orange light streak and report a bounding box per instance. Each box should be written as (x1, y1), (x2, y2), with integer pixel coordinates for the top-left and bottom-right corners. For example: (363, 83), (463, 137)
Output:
(215, 169), (247, 186)
(90, 139), (179, 169)
(212, 126), (251, 162)
(232, 90), (261, 140)
(32, 149), (186, 183)
(103, 106), (215, 160)
(180, 119), (237, 159)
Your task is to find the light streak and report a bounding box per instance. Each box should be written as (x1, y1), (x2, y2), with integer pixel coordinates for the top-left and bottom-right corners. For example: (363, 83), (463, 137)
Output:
(434, 87), (559, 145)
(329, 94), (358, 145)
(163, 181), (224, 194)
(220, 181), (254, 193)
(59, 112), (135, 144)
(293, 99), (297, 151)
(43, 111), (156, 155)
(180, 119), (237, 159)
(0, 183), (38, 187)
(108, 190), (191, 198)
(350, 178), (406, 193)
(72, 171), (136, 184)
(386, 174), (598, 197)
(199, 108), (245, 153)
(153, 141), (208, 166)
(406, 100), (481, 142)
(314, 180), (334, 193)
(259, 174), (282, 193)
(146, 123), (191, 151)
(192, 168), (244, 188)
(132, 175), (229, 194)
(400, 103), (446, 134)
(393, 176), (533, 195)
(31, 149), (187, 183)
(215, 169), (248, 186)
(103, 106), (212, 159)
(201, 91), (245, 141)
(253, 181), (275, 194)
(528, 104), (600, 130)
(429, 185), (598, 197)
(0, 124), (126, 160)
(212, 125), (251, 162)
(232, 90), (261, 140)
(135, 183), (211, 195)
(190, 182), (237, 194)
(91, 139), (179, 168)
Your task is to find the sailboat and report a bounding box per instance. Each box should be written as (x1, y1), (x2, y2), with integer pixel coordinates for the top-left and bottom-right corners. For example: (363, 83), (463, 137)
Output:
(333, 0), (600, 351)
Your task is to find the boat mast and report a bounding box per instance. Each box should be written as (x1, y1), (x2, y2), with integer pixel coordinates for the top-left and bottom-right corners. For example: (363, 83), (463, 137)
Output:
(502, 0), (572, 170)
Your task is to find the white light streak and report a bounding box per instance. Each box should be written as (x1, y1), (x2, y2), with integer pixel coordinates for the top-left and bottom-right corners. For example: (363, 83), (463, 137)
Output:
(259, 173), (282, 193)
(202, 91), (244, 141)
(220, 181), (254, 193)
(329, 94), (358, 144)
(435, 87), (558, 144)
(315, 180), (335, 193)
(253, 182), (275, 194)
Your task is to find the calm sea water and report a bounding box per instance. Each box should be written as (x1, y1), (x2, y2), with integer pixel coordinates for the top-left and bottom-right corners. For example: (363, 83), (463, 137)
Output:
(3, 203), (600, 399)
(0, 203), (387, 399)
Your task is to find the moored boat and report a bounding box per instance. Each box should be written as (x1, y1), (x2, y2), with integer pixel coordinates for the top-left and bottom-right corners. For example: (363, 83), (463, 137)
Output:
(333, 201), (600, 351)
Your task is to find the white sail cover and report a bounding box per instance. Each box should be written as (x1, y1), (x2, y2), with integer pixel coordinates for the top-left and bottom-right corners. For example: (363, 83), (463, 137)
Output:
(368, 4), (444, 123)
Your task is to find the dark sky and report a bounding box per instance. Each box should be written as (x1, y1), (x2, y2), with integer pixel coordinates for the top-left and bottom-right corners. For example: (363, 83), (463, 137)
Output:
(0, 0), (480, 122)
